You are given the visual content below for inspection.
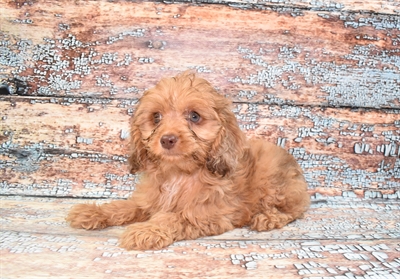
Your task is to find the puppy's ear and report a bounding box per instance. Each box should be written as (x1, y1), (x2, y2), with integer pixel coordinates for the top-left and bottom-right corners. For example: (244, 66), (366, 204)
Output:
(128, 119), (147, 174)
(206, 102), (246, 177)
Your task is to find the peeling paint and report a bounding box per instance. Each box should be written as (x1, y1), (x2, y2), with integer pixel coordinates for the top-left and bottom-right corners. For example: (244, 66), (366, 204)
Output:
(233, 44), (400, 109)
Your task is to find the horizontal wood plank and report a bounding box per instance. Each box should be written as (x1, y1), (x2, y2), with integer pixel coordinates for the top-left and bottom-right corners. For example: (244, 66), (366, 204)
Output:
(1, 196), (400, 278)
(173, 0), (400, 15)
(1, 96), (399, 198)
(1, 1), (399, 109)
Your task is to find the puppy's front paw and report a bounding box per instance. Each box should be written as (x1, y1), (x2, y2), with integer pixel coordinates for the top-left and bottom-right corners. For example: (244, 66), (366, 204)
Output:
(66, 203), (108, 230)
(120, 223), (174, 250)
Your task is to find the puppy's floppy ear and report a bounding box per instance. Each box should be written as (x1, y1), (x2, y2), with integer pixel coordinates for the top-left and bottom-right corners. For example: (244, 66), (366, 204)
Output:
(128, 115), (148, 174)
(206, 99), (246, 177)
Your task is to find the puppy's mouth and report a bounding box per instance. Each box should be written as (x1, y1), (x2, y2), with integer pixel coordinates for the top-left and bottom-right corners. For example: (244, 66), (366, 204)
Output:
(159, 148), (202, 163)
(161, 150), (184, 158)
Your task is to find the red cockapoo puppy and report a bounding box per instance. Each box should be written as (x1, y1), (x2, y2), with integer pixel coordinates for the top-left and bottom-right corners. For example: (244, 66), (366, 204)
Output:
(66, 72), (310, 250)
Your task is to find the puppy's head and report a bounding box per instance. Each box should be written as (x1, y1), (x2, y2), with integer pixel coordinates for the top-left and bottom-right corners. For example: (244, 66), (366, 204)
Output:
(129, 71), (245, 176)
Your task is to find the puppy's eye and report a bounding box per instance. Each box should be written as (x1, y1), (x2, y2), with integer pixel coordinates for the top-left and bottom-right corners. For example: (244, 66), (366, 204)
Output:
(153, 112), (162, 124)
(188, 111), (201, 123)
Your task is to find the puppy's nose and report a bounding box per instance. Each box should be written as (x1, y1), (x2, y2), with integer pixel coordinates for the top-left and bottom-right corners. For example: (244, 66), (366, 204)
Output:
(160, 134), (178, 150)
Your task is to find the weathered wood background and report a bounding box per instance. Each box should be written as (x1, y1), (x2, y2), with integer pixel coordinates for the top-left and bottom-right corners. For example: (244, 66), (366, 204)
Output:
(1, 0), (399, 199)
(1, 0), (399, 278)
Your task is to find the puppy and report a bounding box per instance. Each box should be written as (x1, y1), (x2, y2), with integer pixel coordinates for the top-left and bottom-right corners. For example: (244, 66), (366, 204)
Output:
(66, 71), (310, 250)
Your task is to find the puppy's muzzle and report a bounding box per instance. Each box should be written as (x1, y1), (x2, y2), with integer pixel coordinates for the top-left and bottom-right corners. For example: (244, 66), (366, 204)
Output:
(160, 134), (178, 150)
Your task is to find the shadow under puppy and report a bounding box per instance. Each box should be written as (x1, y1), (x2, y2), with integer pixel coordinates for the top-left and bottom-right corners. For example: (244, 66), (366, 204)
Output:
(66, 71), (310, 250)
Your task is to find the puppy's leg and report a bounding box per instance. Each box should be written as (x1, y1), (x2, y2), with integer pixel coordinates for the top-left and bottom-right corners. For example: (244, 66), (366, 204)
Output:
(250, 179), (309, 231)
(66, 199), (146, 230)
(119, 212), (234, 250)
(250, 178), (309, 231)
(119, 212), (182, 250)
(250, 207), (296, 231)
(249, 140), (310, 231)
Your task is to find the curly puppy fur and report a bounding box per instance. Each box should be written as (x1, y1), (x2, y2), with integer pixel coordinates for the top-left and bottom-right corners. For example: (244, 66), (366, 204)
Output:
(66, 72), (310, 250)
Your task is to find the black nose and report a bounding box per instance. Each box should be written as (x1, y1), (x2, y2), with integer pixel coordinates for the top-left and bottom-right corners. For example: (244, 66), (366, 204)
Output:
(160, 134), (178, 150)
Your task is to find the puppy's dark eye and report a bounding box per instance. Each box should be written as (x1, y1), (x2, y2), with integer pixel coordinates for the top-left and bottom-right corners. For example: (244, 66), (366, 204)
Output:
(153, 112), (162, 124)
(188, 111), (201, 123)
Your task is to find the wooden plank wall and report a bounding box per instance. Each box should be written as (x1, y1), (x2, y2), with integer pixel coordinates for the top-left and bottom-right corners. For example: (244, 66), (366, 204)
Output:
(0, 0), (399, 200)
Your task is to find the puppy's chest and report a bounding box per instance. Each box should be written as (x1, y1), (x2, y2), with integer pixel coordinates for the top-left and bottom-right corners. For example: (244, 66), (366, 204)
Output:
(158, 175), (192, 211)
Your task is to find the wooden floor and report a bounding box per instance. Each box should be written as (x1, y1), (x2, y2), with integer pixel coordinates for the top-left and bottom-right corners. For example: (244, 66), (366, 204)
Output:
(1, 195), (400, 278)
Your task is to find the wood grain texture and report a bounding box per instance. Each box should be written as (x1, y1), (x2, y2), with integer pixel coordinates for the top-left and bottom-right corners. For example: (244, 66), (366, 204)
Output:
(1, 196), (400, 279)
(0, 0), (399, 197)
(1, 1), (400, 278)
(1, 1), (399, 109)
(170, 0), (400, 15)
(1, 96), (399, 198)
